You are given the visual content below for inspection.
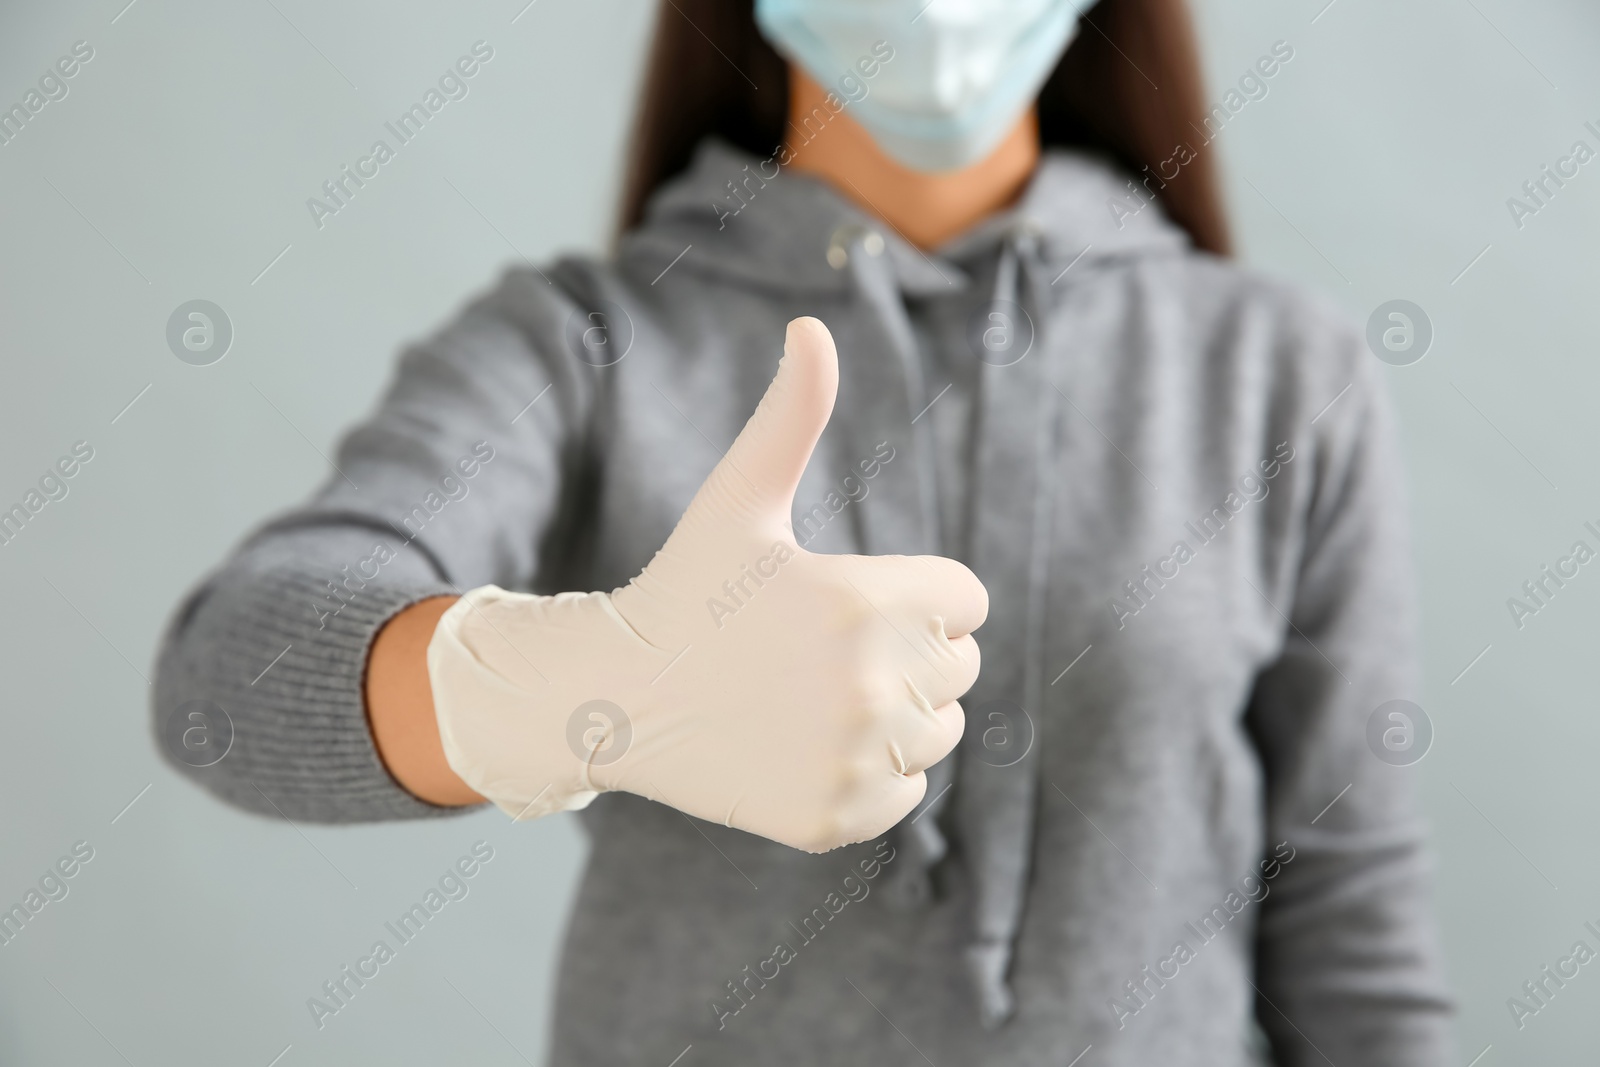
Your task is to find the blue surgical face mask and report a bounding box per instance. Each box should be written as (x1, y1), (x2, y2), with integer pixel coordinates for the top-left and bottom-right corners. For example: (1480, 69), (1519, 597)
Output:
(755, 0), (1095, 173)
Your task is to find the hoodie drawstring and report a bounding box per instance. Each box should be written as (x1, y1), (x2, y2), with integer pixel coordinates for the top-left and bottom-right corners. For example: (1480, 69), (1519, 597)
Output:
(955, 224), (1062, 1028)
(831, 221), (1063, 1029)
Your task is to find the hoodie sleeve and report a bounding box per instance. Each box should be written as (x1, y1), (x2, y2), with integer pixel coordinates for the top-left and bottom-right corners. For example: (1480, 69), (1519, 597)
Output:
(151, 266), (598, 822)
(1245, 327), (1456, 1065)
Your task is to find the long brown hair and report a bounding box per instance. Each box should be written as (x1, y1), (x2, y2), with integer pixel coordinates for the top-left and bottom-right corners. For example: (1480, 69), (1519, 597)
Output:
(618, 0), (1231, 256)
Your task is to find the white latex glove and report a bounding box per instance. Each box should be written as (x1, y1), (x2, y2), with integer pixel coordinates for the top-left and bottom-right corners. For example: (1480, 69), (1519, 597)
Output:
(427, 317), (988, 853)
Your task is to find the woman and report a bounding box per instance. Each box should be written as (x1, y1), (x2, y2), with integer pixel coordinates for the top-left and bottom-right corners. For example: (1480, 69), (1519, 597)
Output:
(155, 0), (1456, 1062)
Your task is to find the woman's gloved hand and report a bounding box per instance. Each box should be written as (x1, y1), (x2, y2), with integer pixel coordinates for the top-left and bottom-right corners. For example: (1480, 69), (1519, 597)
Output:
(427, 317), (988, 853)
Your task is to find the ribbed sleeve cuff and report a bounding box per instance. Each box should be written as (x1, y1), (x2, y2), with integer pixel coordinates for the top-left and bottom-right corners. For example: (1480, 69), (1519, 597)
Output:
(153, 535), (472, 823)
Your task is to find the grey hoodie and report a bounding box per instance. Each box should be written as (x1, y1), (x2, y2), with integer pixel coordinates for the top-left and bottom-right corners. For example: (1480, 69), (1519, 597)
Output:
(154, 138), (1455, 1065)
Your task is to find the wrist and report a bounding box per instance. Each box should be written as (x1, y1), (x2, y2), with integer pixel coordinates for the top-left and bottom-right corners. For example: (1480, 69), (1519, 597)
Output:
(366, 594), (485, 807)
(427, 585), (669, 819)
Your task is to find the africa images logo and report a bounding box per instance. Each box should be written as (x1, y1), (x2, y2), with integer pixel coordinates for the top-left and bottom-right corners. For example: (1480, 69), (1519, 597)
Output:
(305, 41), (495, 230)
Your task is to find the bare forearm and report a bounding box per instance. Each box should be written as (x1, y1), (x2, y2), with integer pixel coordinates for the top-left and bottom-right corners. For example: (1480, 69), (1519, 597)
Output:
(365, 595), (485, 807)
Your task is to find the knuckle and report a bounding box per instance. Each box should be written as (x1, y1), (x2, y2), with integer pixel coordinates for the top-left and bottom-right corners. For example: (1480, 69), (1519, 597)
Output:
(822, 586), (873, 634)
(834, 752), (872, 793)
(802, 812), (848, 854)
(945, 699), (968, 738)
(840, 666), (896, 719)
(935, 707), (966, 751)
(845, 595), (879, 634)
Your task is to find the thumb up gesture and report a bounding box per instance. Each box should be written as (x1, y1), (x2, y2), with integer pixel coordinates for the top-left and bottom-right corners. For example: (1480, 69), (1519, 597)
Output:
(429, 318), (988, 853)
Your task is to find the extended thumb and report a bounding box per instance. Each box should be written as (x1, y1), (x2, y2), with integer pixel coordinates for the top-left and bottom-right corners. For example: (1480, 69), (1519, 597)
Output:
(714, 316), (839, 517)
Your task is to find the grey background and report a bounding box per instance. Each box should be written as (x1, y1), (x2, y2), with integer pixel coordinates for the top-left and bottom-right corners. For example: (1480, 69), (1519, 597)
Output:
(0, 0), (1595, 1063)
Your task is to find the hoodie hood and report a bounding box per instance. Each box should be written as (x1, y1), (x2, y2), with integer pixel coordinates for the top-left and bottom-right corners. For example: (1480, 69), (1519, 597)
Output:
(627, 137), (1190, 298)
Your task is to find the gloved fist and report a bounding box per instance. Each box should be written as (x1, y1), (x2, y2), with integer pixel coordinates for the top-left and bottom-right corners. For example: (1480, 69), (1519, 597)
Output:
(428, 317), (988, 853)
